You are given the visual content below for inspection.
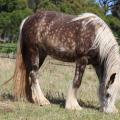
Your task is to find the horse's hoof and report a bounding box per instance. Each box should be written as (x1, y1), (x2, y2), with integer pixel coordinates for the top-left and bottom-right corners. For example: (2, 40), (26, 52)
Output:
(32, 95), (50, 106)
(66, 105), (82, 110)
(102, 107), (118, 113)
(39, 98), (50, 106)
(65, 101), (82, 110)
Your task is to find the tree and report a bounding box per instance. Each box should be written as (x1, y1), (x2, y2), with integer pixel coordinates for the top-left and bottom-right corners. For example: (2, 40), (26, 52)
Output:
(98, 0), (120, 15)
(27, 0), (42, 12)
(0, 0), (32, 42)
(111, 0), (120, 18)
(0, 0), (27, 12)
(98, 0), (120, 42)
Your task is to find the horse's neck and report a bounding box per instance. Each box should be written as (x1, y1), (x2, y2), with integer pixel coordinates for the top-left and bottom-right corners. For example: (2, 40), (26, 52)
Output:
(93, 63), (104, 82)
(102, 47), (120, 82)
(93, 46), (120, 83)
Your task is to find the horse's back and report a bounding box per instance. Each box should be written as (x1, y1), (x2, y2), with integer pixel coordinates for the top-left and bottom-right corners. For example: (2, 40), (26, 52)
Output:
(21, 11), (96, 62)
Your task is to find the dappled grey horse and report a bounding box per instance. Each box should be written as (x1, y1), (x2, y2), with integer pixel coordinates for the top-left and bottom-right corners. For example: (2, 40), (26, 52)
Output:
(14, 11), (120, 113)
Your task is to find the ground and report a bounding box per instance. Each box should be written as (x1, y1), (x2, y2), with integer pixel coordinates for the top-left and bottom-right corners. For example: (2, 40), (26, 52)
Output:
(0, 57), (120, 120)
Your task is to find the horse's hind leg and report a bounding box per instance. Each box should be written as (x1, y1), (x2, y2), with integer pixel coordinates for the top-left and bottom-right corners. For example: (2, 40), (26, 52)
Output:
(65, 57), (88, 110)
(28, 47), (50, 105)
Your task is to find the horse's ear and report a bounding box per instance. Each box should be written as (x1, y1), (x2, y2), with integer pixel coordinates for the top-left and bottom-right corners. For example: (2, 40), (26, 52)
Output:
(106, 73), (116, 89)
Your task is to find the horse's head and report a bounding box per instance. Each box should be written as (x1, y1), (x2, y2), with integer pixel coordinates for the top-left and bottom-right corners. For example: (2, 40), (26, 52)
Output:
(105, 64), (120, 96)
(102, 67), (120, 113)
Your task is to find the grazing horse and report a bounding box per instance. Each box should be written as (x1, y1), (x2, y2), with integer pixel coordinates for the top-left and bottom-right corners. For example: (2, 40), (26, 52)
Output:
(14, 11), (120, 113)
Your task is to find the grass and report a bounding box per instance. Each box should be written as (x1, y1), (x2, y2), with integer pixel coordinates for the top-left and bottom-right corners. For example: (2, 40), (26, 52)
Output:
(0, 57), (120, 120)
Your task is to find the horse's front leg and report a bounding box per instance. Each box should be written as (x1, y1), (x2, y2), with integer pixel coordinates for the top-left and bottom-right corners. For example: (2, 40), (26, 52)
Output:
(65, 56), (88, 110)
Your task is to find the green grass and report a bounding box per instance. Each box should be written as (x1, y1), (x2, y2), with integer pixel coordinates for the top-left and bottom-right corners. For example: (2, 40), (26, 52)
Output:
(0, 57), (120, 120)
(0, 43), (17, 54)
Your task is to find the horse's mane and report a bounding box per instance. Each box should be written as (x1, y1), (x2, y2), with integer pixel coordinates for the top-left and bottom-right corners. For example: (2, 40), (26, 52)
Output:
(71, 13), (120, 82)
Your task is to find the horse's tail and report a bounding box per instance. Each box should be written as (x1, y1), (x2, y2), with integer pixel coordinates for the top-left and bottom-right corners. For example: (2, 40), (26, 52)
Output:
(13, 17), (31, 101)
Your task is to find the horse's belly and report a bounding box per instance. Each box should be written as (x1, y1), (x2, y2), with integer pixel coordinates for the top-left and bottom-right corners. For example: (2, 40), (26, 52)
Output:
(48, 48), (76, 62)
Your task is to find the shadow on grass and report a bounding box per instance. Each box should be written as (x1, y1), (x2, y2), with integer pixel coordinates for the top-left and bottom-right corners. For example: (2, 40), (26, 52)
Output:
(0, 93), (14, 101)
(78, 100), (99, 110)
(46, 93), (99, 111)
(0, 93), (15, 112)
(0, 92), (99, 111)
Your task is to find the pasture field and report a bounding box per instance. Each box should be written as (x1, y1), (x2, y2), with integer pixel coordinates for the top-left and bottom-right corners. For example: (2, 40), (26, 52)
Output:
(0, 57), (120, 120)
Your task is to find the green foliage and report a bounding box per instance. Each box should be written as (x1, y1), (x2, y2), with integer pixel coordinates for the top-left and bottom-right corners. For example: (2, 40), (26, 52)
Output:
(0, 43), (16, 53)
(8, 8), (32, 40)
(0, 8), (32, 41)
(0, 0), (27, 12)
(38, 0), (59, 11)
(27, 0), (39, 12)
(34, 0), (104, 17)
(0, 0), (32, 41)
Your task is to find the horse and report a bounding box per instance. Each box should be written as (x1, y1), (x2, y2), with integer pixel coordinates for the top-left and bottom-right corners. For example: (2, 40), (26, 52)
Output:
(13, 10), (120, 113)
